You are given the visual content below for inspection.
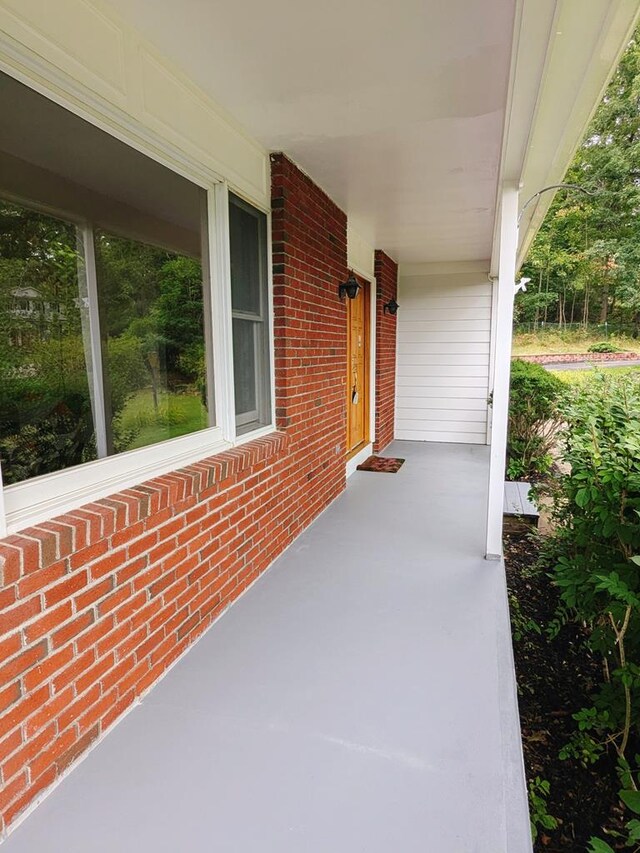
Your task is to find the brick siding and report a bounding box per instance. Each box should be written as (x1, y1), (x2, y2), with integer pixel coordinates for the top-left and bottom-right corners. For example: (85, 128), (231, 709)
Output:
(373, 250), (398, 452)
(0, 153), (351, 834)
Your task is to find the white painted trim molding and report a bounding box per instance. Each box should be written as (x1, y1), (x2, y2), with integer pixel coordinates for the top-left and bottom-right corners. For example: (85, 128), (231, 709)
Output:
(210, 183), (237, 443)
(4, 427), (229, 535)
(346, 443), (373, 479)
(347, 225), (375, 280)
(366, 271), (377, 451)
(485, 185), (518, 559)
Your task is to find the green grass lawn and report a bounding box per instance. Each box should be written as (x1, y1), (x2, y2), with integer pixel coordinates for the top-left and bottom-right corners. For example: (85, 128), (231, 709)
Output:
(513, 329), (640, 356)
(118, 388), (208, 450)
(550, 365), (640, 385)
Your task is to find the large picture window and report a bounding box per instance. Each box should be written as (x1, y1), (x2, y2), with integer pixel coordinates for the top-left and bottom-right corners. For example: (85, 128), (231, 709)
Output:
(0, 72), (213, 487)
(229, 194), (271, 433)
(0, 71), (275, 532)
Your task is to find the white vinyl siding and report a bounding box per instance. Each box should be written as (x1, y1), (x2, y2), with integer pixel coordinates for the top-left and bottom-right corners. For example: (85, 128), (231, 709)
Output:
(396, 274), (491, 444)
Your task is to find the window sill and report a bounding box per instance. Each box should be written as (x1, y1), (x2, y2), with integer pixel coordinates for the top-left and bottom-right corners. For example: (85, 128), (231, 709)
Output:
(2, 429), (289, 574)
(3, 426), (282, 536)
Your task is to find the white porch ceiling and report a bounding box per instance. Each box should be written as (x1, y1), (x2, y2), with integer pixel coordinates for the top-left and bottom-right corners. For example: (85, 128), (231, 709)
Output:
(103, 0), (516, 264)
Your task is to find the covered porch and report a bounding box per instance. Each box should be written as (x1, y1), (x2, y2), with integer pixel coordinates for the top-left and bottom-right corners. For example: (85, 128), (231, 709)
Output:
(2, 441), (530, 852)
(1, 0), (639, 847)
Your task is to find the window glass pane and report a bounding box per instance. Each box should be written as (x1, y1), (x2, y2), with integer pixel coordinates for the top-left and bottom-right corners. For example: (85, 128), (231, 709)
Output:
(229, 194), (271, 433)
(232, 317), (258, 418)
(95, 231), (209, 454)
(230, 201), (262, 315)
(0, 200), (96, 484)
(0, 71), (215, 485)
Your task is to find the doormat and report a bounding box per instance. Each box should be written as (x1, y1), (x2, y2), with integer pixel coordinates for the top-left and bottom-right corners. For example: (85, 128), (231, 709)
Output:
(356, 455), (405, 473)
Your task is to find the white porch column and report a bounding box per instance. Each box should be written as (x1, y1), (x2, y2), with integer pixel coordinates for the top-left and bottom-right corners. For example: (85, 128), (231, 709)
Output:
(485, 184), (519, 559)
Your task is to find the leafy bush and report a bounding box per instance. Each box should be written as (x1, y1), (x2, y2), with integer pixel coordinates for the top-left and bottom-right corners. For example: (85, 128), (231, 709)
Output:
(507, 359), (566, 480)
(104, 334), (149, 413)
(545, 372), (640, 776)
(0, 391), (96, 483)
(0, 333), (148, 483)
(528, 776), (558, 842)
(588, 341), (623, 353)
(589, 774), (640, 851)
(177, 340), (207, 406)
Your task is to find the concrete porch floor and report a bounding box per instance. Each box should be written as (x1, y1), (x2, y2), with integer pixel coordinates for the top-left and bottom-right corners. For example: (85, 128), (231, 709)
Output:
(2, 441), (531, 853)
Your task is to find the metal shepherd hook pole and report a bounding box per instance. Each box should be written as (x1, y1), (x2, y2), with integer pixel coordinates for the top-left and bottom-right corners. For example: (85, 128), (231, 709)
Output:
(517, 183), (596, 226)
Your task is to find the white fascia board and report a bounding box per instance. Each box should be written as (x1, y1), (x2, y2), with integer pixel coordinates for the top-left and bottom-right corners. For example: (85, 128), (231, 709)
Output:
(347, 225), (375, 280)
(490, 0), (640, 276)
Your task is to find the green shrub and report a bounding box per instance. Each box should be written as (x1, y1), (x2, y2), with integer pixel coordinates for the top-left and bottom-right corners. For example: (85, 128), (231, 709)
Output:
(0, 333), (147, 484)
(546, 371), (640, 770)
(507, 359), (566, 480)
(106, 335), (149, 401)
(0, 390), (96, 483)
(588, 341), (622, 353)
(528, 777), (558, 842)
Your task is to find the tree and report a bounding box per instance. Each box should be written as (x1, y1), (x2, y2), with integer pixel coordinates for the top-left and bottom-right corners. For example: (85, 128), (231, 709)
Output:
(519, 28), (640, 330)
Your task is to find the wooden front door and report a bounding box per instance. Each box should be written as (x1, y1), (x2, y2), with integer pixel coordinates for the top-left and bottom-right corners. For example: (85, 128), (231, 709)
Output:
(346, 278), (370, 456)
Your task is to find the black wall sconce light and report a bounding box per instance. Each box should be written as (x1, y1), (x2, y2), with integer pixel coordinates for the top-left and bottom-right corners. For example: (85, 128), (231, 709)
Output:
(338, 272), (361, 300)
(383, 298), (399, 315)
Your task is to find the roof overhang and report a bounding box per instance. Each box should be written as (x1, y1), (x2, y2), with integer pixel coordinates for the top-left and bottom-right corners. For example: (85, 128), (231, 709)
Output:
(68, 0), (640, 269)
(99, 0), (514, 264)
(494, 0), (640, 276)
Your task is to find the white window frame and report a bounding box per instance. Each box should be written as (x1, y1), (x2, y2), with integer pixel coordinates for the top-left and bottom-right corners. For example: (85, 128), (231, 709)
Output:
(0, 85), (276, 537)
(228, 192), (273, 435)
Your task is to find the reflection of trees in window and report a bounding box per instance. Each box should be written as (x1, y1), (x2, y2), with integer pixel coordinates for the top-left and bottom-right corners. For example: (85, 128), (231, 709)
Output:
(0, 201), (96, 483)
(0, 201), (209, 484)
(94, 231), (207, 454)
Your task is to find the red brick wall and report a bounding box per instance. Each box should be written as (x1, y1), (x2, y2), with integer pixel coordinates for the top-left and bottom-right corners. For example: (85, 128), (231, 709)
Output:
(271, 153), (348, 504)
(373, 250), (398, 452)
(0, 153), (349, 834)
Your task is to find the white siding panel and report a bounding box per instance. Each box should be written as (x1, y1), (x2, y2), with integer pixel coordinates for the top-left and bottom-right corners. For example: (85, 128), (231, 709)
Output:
(396, 408), (486, 424)
(398, 353), (489, 367)
(399, 341), (490, 355)
(405, 308), (492, 321)
(396, 429), (487, 444)
(398, 419), (486, 434)
(401, 364), (488, 378)
(400, 319), (491, 332)
(397, 375), (487, 388)
(396, 273), (492, 444)
(397, 396), (487, 410)
(400, 329), (490, 343)
(400, 296), (492, 311)
(397, 385), (488, 399)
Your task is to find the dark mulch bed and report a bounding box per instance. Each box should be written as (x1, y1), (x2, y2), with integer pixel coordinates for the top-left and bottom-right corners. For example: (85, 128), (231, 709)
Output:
(505, 531), (626, 850)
